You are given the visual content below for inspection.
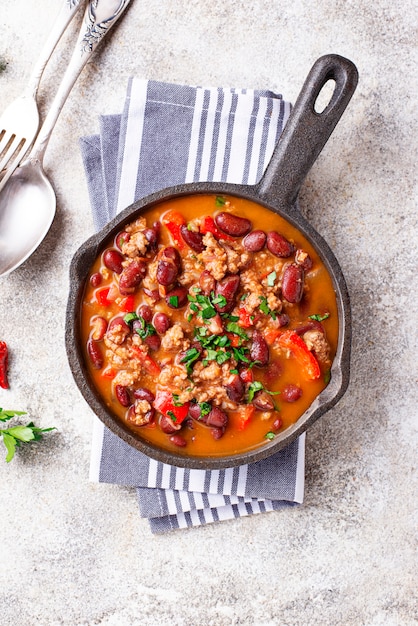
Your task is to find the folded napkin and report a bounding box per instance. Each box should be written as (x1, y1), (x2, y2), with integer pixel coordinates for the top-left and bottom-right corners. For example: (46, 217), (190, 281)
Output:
(79, 77), (305, 533)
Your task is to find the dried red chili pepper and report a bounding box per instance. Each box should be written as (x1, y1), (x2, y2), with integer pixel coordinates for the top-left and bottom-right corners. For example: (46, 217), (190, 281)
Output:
(0, 341), (9, 389)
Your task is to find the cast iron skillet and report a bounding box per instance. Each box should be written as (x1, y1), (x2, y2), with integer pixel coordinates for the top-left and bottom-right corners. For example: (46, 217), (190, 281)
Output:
(66, 54), (358, 469)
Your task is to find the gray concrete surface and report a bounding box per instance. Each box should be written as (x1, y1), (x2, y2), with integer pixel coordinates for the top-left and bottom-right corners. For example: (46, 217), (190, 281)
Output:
(0, 1), (417, 625)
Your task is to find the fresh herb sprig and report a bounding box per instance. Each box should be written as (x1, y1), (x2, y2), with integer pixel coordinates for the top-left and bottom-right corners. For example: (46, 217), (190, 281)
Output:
(0, 408), (56, 463)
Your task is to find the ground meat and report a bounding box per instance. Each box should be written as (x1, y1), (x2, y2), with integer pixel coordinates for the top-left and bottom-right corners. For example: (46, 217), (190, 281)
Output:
(200, 233), (228, 280)
(223, 242), (252, 274)
(158, 363), (189, 390)
(303, 329), (331, 364)
(192, 361), (222, 382)
(113, 368), (141, 387)
(105, 321), (129, 345)
(160, 324), (190, 351)
(121, 230), (148, 258)
(127, 399), (152, 426)
(178, 252), (203, 286)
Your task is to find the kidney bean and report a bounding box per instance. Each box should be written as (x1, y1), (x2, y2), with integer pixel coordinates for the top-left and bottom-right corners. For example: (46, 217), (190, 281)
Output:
(188, 402), (204, 421)
(210, 427), (225, 440)
(103, 248), (124, 274)
(252, 391), (275, 411)
(243, 230), (267, 252)
(272, 416), (283, 431)
(160, 414), (181, 434)
(282, 263), (304, 303)
(169, 434), (187, 447)
(166, 286), (188, 308)
(276, 313), (290, 328)
(206, 406), (228, 428)
(143, 227), (159, 251)
(215, 212), (252, 237)
(115, 230), (130, 250)
(133, 387), (155, 402)
(144, 334), (161, 351)
(214, 275), (240, 313)
(294, 319), (323, 335)
(225, 375), (245, 402)
(266, 231), (295, 257)
(199, 270), (216, 296)
(153, 312), (171, 334)
(143, 287), (160, 302)
(108, 316), (130, 336)
(90, 316), (107, 341)
(180, 224), (205, 252)
(87, 339), (103, 369)
(90, 272), (102, 288)
(295, 248), (313, 271)
(282, 384), (303, 402)
(156, 260), (178, 286)
(138, 304), (153, 322)
(119, 259), (147, 294)
(115, 384), (131, 407)
(250, 330), (269, 367)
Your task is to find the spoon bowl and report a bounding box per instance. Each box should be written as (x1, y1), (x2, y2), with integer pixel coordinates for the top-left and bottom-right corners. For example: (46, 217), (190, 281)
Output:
(0, 159), (55, 276)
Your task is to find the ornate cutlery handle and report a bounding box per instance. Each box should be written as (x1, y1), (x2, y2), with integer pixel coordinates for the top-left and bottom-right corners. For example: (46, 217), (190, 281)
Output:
(28, 0), (85, 99)
(31, 0), (132, 161)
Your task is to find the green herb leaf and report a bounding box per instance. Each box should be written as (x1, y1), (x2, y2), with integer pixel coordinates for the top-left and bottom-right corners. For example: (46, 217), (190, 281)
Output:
(1, 416), (56, 463)
(123, 312), (139, 325)
(199, 402), (212, 417)
(225, 322), (249, 341)
(259, 296), (277, 320)
(172, 394), (183, 407)
(265, 432), (275, 441)
(215, 196), (226, 207)
(180, 347), (201, 374)
(230, 369), (239, 375)
(247, 381), (264, 402)
(0, 408), (26, 423)
(267, 271), (277, 287)
(324, 369), (331, 384)
(169, 295), (179, 308)
(167, 410), (177, 422)
(232, 347), (250, 363)
(308, 312), (330, 322)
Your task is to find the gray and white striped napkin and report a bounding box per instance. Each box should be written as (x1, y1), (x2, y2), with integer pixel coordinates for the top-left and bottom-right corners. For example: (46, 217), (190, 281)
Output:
(79, 77), (305, 533)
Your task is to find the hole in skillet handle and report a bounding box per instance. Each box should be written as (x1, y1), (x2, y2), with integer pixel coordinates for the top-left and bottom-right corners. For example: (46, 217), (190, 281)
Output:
(314, 78), (337, 113)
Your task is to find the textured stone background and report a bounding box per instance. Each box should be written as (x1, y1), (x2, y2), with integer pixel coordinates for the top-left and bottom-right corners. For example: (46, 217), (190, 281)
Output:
(0, 1), (417, 625)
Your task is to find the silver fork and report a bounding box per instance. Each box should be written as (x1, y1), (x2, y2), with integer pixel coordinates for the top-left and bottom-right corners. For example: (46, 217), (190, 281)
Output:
(0, 0), (84, 190)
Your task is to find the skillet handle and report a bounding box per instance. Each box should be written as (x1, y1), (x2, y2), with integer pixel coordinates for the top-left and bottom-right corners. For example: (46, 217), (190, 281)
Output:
(256, 54), (358, 210)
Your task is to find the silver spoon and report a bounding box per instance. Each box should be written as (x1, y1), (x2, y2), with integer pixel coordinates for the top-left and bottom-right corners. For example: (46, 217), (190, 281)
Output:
(0, 0), (132, 277)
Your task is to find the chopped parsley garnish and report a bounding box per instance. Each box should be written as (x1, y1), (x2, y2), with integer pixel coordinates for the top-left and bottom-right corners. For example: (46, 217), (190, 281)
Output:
(265, 432), (275, 440)
(167, 410), (177, 422)
(247, 381), (264, 402)
(230, 369), (239, 375)
(169, 295), (179, 308)
(187, 293), (217, 320)
(308, 312), (330, 322)
(123, 312), (138, 325)
(267, 270), (277, 287)
(225, 322), (249, 341)
(172, 394), (183, 407)
(324, 369), (331, 384)
(199, 402), (212, 417)
(124, 312), (156, 340)
(215, 196), (226, 206)
(232, 347), (250, 363)
(180, 347), (201, 374)
(247, 381), (281, 403)
(259, 296), (276, 320)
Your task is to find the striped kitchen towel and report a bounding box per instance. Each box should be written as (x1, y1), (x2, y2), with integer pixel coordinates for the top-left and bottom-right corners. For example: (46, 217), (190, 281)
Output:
(79, 78), (305, 533)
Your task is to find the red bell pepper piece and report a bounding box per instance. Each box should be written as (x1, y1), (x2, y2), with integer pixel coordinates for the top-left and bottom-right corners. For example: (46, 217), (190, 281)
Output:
(162, 210), (186, 249)
(119, 295), (135, 312)
(154, 390), (190, 424)
(277, 330), (321, 380)
(96, 287), (111, 307)
(264, 329), (282, 346)
(237, 307), (254, 328)
(0, 341), (9, 389)
(200, 215), (234, 241)
(232, 404), (255, 430)
(101, 367), (117, 380)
